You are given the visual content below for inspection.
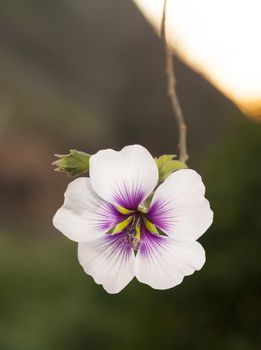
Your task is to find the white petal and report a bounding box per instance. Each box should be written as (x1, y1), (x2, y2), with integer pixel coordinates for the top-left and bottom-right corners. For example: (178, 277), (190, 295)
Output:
(135, 231), (205, 290)
(90, 145), (158, 209)
(78, 232), (135, 294)
(147, 169), (213, 241)
(53, 178), (123, 242)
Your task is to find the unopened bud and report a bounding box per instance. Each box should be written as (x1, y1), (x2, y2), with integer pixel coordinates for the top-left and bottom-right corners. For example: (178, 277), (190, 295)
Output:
(155, 154), (187, 182)
(53, 150), (90, 176)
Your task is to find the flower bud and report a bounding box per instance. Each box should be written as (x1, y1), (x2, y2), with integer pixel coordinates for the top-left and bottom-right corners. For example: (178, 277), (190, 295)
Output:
(53, 150), (90, 176)
(155, 154), (187, 182)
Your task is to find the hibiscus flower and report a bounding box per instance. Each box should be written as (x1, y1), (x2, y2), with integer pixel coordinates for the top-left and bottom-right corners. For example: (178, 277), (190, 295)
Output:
(53, 145), (213, 293)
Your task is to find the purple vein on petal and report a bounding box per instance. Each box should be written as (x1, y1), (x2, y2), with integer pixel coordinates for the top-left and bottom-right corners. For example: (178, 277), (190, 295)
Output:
(146, 200), (171, 231)
(138, 226), (169, 258)
(113, 182), (145, 210)
(104, 231), (133, 262)
(96, 202), (127, 231)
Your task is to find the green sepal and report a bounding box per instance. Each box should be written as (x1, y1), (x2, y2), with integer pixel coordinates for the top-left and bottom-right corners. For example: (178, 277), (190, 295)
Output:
(155, 154), (188, 182)
(116, 206), (134, 215)
(135, 223), (141, 241)
(143, 218), (159, 234)
(111, 216), (132, 234)
(144, 193), (154, 209)
(53, 150), (90, 177)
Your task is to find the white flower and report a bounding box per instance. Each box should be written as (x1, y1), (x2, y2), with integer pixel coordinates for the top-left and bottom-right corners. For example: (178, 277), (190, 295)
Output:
(53, 145), (213, 294)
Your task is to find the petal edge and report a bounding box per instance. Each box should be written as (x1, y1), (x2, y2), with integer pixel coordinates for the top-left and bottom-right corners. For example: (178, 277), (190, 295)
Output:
(78, 232), (135, 294)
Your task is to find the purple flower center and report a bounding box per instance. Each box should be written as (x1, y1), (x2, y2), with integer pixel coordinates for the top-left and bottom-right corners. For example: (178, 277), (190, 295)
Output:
(117, 208), (157, 251)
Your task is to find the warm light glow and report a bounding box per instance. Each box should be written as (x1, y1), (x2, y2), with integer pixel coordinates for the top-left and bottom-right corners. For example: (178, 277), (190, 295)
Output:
(133, 0), (261, 119)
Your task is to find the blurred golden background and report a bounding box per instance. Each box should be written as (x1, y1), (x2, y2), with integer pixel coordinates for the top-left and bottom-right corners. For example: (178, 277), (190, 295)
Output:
(0, 1), (260, 349)
(134, 0), (261, 119)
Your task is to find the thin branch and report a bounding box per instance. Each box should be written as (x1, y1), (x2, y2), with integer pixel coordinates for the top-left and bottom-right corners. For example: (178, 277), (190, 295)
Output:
(161, 0), (189, 163)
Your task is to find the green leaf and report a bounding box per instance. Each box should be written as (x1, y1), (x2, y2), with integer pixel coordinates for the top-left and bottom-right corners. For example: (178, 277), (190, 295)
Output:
(53, 149), (90, 176)
(155, 154), (188, 182)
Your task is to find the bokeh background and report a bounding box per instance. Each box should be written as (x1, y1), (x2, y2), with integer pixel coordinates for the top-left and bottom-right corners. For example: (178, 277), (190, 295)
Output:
(0, 1), (260, 349)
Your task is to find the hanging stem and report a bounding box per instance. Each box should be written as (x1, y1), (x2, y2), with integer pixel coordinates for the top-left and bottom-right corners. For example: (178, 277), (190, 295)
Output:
(161, 0), (189, 163)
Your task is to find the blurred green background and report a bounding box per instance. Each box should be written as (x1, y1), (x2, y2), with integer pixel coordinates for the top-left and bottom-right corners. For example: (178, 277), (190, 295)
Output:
(0, 1), (260, 349)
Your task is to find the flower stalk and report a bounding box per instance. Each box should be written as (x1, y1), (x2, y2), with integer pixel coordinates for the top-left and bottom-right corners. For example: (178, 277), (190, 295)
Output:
(161, 0), (189, 163)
